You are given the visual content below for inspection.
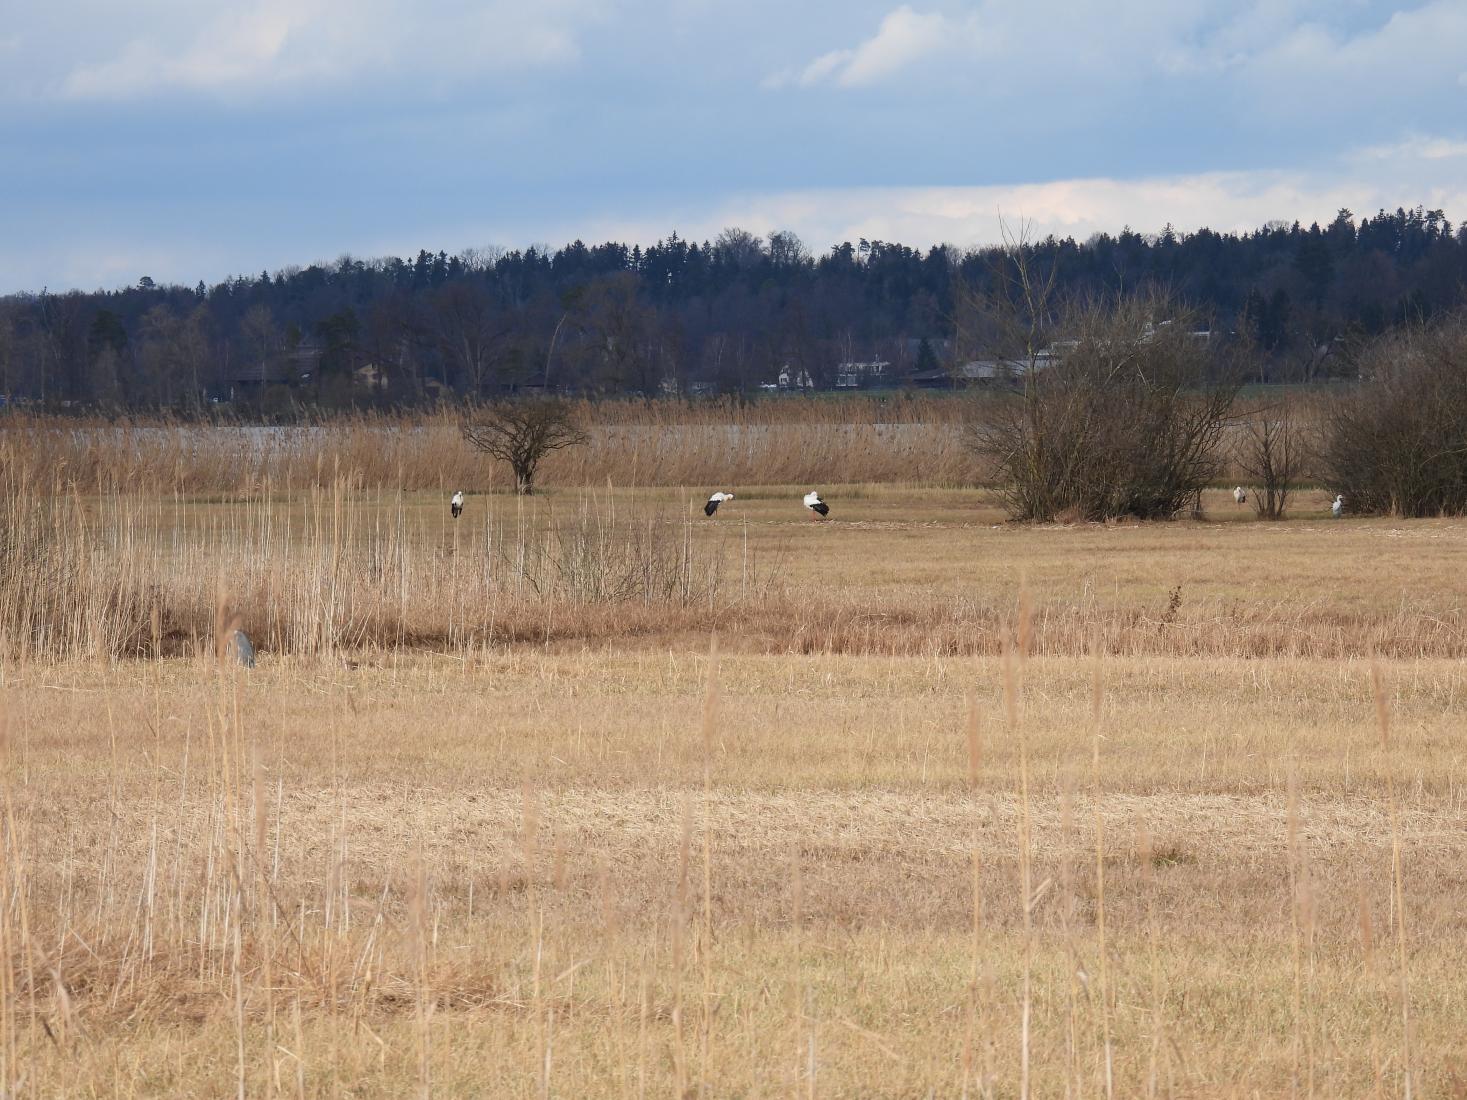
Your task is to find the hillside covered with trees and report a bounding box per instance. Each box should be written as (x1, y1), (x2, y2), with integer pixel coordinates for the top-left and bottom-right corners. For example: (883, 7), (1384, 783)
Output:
(1, 206), (1462, 410)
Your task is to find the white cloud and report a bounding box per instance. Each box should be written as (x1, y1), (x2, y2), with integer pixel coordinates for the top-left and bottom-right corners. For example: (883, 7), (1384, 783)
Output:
(769, 4), (978, 89)
(571, 150), (1467, 254)
(1232, 0), (1467, 120)
(797, 50), (854, 86)
(1354, 135), (1467, 163)
(833, 5), (963, 86)
(48, 0), (594, 100)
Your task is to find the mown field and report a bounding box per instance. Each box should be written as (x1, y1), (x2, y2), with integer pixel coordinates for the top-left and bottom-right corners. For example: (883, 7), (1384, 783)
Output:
(4, 471), (1466, 1096)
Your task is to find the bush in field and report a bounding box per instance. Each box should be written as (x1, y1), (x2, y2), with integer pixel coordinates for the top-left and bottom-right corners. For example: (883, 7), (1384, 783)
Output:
(1317, 318), (1467, 517)
(972, 295), (1241, 521)
(462, 399), (587, 494)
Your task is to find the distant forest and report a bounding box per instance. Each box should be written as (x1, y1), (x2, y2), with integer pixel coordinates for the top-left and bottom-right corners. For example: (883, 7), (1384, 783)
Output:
(1, 206), (1463, 410)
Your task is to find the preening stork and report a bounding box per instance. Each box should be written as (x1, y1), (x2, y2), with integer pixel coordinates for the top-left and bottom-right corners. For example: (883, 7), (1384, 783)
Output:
(1332, 494), (1344, 518)
(1233, 486), (1247, 506)
(704, 491), (734, 517)
(803, 490), (830, 520)
(450, 490), (464, 519)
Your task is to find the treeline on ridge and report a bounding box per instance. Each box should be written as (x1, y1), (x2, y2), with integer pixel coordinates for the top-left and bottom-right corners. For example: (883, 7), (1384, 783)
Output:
(0, 206), (1463, 410)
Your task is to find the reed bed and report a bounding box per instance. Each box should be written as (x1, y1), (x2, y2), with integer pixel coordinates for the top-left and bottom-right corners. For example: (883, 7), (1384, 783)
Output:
(0, 393), (1327, 501)
(0, 472), (748, 661)
(2, 463), (1463, 662)
(0, 396), (983, 495)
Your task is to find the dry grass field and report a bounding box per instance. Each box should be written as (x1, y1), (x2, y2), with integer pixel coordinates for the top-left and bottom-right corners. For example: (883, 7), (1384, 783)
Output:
(4, 463), (1467, 1096)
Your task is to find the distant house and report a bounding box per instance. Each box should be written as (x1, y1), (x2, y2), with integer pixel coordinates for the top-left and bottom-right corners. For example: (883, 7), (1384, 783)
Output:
(225, 337), (322, 399)
(1141, 321), (1212, 345)
(834, 360), (892, 388)
(225, 358), (298, 398)
(353, 363), (387, 391)
(777, 366), (815, 390)
(909, 359), (1026, 388)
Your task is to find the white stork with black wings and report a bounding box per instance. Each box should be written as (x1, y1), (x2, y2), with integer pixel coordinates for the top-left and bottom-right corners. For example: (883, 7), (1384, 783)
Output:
(705, 491), (734, 516)
(803, 490), (829, 520)
(450, 490), (464, 519)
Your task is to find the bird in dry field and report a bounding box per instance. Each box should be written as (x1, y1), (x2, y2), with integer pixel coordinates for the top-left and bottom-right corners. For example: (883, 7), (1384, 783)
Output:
(1233, 486), (1247, 506)
(704, 491), (734, 516)
(803, 490), (830, 520)
(451, 490), (464, 519)
(1332, 494), (1344, 518)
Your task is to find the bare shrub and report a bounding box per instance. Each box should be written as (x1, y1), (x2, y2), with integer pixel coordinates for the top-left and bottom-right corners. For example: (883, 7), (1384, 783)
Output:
(462, 399), (587, 494)
(972, 295), (1241, 521)
(1316, 318), (1467, 516)
(1237, 398), (1306, 519)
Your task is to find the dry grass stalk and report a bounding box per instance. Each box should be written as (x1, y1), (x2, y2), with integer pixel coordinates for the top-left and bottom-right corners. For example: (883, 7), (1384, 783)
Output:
(408, 846), (432, 1100)
(672, 797), (693, 1097)
(1358, 885), (1385, 1100)
(1136, 825), (1165, 1099)
(1372, 664), (1414, 1099)
(698, 633), (719, 1099)
(961, 681), (990, 1099)
(1089, 634), (1114, 1100)
(1286, 763), (1318, 1098)
(1005, 581), (1033, 1100)
(1058, 783), (1080, 1099)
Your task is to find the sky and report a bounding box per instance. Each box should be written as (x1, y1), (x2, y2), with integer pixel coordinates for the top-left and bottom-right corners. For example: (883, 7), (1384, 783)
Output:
(2, 0), (1466, 292)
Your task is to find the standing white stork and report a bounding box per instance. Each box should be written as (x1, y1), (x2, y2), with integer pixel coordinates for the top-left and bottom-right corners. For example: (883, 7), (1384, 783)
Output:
(450, 490), (464, 519)
(704, 491), (734, 517)
(1332, 494), (1344, 518)
(803, 490), (830, 520)
(1233, 486), (1247, 506)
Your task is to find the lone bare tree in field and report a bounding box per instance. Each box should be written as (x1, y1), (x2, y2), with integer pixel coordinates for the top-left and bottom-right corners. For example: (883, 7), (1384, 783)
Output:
(1237, 399), (1305, 519)
(461, 399), (587, 494)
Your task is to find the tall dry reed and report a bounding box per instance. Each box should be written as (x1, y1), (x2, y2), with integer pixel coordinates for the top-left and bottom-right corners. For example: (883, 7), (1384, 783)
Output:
(0, 396), (985, 495)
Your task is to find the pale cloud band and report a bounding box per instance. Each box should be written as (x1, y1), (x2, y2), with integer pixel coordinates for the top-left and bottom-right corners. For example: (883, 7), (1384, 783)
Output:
(582, 155), (1467, 258)
(29, 0), (595, 100)
(6, 150), (1466, 292)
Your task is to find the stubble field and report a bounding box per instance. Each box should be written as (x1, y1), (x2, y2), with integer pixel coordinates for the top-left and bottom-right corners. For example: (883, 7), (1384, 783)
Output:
(5, 476), (1467, 1097)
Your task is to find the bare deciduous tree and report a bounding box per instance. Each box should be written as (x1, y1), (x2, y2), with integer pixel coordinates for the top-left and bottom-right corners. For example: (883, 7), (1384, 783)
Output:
(950, 215), (1062, 388)
(1236, 400), (1305, 519)
(461, 399), (587, 494)
(713, 228), (764, 270)
(1317, 316), (1467, 516)
(433, 282), (506, 396)
(0, 303), (17, 399)
(240, 305), (281, 369)
(972, 293), (1241, 522)
(137, 304), (210, 406)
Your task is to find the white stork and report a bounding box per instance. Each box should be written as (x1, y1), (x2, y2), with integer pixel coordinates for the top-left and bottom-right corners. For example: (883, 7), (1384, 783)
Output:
(803, 490), (830, 520)
(704, 491), (734, 517)
(1332, 494), (1344, 518)
(450, 490), (464, 519)
(1233, 486), (1247, 506)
